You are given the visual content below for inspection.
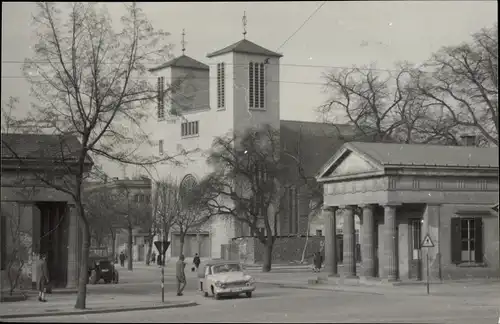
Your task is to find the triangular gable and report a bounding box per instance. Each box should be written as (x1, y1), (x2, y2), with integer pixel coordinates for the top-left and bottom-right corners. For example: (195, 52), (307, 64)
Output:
(316, 143), (384, 181)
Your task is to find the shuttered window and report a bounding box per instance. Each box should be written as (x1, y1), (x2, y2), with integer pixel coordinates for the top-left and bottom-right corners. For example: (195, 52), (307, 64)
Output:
(157, 76), (165, 119)
(248, 62), (265, 109)
(451, 217), (483, 264)
(217, 63), (225, 109)
(181, 121), (199, 137)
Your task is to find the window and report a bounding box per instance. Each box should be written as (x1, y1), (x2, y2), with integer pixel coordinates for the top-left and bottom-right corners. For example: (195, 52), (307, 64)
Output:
(316, 229), (323, 236)
(410, 219), (422, 260)
(159, 139), (164, 155)
(181, 121), (199, 137)
(1, 215), (6, 270)
(451, 217), (483, 264)
(248, 62), (265, 109)
(217, 63), (225, 109)
(157, 76), (165, 119)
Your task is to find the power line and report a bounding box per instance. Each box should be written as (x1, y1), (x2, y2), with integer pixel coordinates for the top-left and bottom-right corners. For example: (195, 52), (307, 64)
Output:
(276, 1), (327, 52)
(0, 60), (404, 73)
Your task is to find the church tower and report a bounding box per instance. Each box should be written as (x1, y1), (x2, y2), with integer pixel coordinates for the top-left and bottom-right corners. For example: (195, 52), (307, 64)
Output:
(206, 12), (283, 135)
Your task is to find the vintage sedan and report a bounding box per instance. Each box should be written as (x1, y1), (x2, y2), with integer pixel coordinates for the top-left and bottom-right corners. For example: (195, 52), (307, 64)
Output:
(198, 260), (255, 299)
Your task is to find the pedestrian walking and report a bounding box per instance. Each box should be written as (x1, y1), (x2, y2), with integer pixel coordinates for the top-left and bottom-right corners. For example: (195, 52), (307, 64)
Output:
(36, 253), (49, 302)
(119, 252), (125, 267)
(193, 253), (200, 272)
(176, 255), (187, 296)
(313, 252), (322, 272)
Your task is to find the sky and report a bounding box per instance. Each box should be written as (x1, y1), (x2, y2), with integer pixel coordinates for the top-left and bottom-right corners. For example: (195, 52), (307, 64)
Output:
(1, 1), (497, 124)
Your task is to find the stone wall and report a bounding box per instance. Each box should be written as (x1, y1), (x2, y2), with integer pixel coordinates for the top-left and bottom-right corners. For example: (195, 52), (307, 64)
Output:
(225, 236), (325, 264)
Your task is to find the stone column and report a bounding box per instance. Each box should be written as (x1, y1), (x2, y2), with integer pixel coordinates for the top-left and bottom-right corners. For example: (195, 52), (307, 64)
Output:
(384, 204), (399, 281)
(361, 204), (376, 278)
(341, 205), (357, 278)
(66, 204), (80, 289)
(322, 206), (338, 277)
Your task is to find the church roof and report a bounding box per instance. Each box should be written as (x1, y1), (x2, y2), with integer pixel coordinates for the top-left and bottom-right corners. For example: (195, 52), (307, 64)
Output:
(206, 39), (283, 58)
(280, 120), (357, 177)
(149, 55), (209, 72)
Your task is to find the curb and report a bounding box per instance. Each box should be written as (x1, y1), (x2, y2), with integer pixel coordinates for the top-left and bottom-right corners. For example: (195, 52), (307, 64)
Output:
(0, 301), (198, 319)
(259, 281), (384, 296)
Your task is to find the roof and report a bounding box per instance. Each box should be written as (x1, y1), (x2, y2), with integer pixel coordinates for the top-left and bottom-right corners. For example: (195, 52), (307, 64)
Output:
(279, 120), (357, 177)
(1, 133), (92, 164)
(207, 39), (283, 58)
(148, 55), (209, 72)
(347, 142), (499, 168)
(204, 259), (241, 267)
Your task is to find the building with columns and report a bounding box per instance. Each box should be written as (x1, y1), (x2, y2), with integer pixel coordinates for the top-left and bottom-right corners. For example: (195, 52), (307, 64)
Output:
(1, 134), (91, 291)
(317, 141), (499, 281)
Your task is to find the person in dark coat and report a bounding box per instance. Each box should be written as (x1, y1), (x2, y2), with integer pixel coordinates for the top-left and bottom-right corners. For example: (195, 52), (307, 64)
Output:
(151, 252), (156, 264)
(36, 253), (49, 302)
(176, 255), (187, 296)
(119, 252), (125, 267)
(313, 252), (322, 273)
(192, 253), (201, 272)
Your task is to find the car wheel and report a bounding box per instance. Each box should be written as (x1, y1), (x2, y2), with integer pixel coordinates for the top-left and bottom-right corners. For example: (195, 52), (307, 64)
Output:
(104, 279), (111, 284)
(245, 292), (252, 298)
(211, 286), (220, 300)
(203, 291), (209, 297)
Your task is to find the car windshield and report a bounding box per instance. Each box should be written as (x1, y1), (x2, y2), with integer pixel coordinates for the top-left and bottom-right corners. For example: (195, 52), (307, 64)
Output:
(212, 263), (241, 274)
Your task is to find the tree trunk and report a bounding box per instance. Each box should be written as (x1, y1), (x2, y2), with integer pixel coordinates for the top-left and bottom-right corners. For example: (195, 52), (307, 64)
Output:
(262, 241), (273, 272)
(74, 219), (90, 310)
(300, 216), (312, 264)
(110, 230), (116, 262)
(145, 232), (153, 265)
(179, 234), (185, 257)
(127, 226), (133, 271)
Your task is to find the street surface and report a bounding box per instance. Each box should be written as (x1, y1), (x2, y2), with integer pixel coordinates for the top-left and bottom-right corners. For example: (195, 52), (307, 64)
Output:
(3, 263), (499, 323)
(7, 284), (500, 323)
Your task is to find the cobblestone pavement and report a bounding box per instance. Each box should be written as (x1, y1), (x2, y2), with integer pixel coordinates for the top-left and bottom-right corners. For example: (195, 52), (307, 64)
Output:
(6, 285), (500, 323)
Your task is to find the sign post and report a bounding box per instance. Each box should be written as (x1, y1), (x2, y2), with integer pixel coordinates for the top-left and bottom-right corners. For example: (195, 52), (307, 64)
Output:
(154, 240), (170, 303)
(421, 234), (435, 295)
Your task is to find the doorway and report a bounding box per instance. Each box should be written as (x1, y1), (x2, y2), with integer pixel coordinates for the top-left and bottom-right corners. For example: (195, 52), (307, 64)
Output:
(409, 218), (422, 280)
(38, 202), (69, 288)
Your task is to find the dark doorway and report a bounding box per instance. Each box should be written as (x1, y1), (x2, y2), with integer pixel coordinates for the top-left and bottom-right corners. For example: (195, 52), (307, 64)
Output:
(409, 218), (422, 280)
(38, 202), (69, 288)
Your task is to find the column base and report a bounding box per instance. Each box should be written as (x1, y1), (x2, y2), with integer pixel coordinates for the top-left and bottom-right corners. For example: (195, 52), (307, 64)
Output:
(328, 273), (340, 278)
(344, 275), (359, 279)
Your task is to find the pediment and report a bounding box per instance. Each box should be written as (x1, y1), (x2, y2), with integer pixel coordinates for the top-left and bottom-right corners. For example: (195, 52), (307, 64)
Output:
(317, 147), (384, 181)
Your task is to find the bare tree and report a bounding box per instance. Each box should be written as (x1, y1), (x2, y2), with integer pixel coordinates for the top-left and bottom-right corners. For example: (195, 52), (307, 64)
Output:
(412, 24), (498, 146)
(198, 125), (288, 272)
(0, 2), (186, 309)
(113, 182), (153, 271)
(84, 185), (122, 259)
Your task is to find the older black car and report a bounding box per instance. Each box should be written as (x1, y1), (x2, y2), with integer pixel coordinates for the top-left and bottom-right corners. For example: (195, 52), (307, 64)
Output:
(88, 256), (119, 284)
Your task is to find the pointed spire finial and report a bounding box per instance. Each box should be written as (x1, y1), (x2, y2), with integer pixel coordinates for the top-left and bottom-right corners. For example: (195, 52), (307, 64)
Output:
(181, 29), (186, 55)
(242, 11), (247, 39)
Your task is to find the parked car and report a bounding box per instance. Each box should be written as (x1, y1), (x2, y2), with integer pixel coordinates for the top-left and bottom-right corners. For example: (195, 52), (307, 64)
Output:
(88, 256), (119, 284)
(198, 260), (255, 300)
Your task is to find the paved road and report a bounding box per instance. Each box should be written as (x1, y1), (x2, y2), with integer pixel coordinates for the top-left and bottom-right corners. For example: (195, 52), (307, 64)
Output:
(10, 285), (500, 323)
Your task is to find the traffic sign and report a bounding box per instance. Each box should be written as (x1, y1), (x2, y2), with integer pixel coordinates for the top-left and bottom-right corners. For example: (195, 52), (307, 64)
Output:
(154, 241), (170, 254)
(421, 234), (434, 248)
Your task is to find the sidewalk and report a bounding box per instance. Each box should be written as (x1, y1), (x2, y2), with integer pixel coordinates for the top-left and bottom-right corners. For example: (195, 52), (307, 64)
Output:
(252, 271), (500, 301)
(0, 294), (197, 319)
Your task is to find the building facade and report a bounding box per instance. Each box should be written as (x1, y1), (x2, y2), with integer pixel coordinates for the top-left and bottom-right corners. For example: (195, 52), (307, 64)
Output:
(317, 141), (499, 281)
(1, 134), (91, 290)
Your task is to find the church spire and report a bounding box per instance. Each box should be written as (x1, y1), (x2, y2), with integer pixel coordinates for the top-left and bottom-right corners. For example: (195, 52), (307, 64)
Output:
(242, 11), (247, 39)
(181, 29), (186, 55)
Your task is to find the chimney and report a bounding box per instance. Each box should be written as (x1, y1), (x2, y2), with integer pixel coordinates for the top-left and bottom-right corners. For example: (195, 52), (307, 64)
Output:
(460, 134), (477, 147)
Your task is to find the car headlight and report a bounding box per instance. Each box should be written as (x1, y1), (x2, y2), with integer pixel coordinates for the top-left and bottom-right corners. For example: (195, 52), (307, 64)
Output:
(214, 281), (223, 287)
(246, 278), (255, 285)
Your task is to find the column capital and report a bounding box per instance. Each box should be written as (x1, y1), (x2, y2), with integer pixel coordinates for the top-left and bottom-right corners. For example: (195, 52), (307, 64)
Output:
(383, 203), (401, 208)
(321, 205), (338, 212)
(359, 204), (376, 209)
(67, 203), (76, 208)
(338, 205), (357, 210)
